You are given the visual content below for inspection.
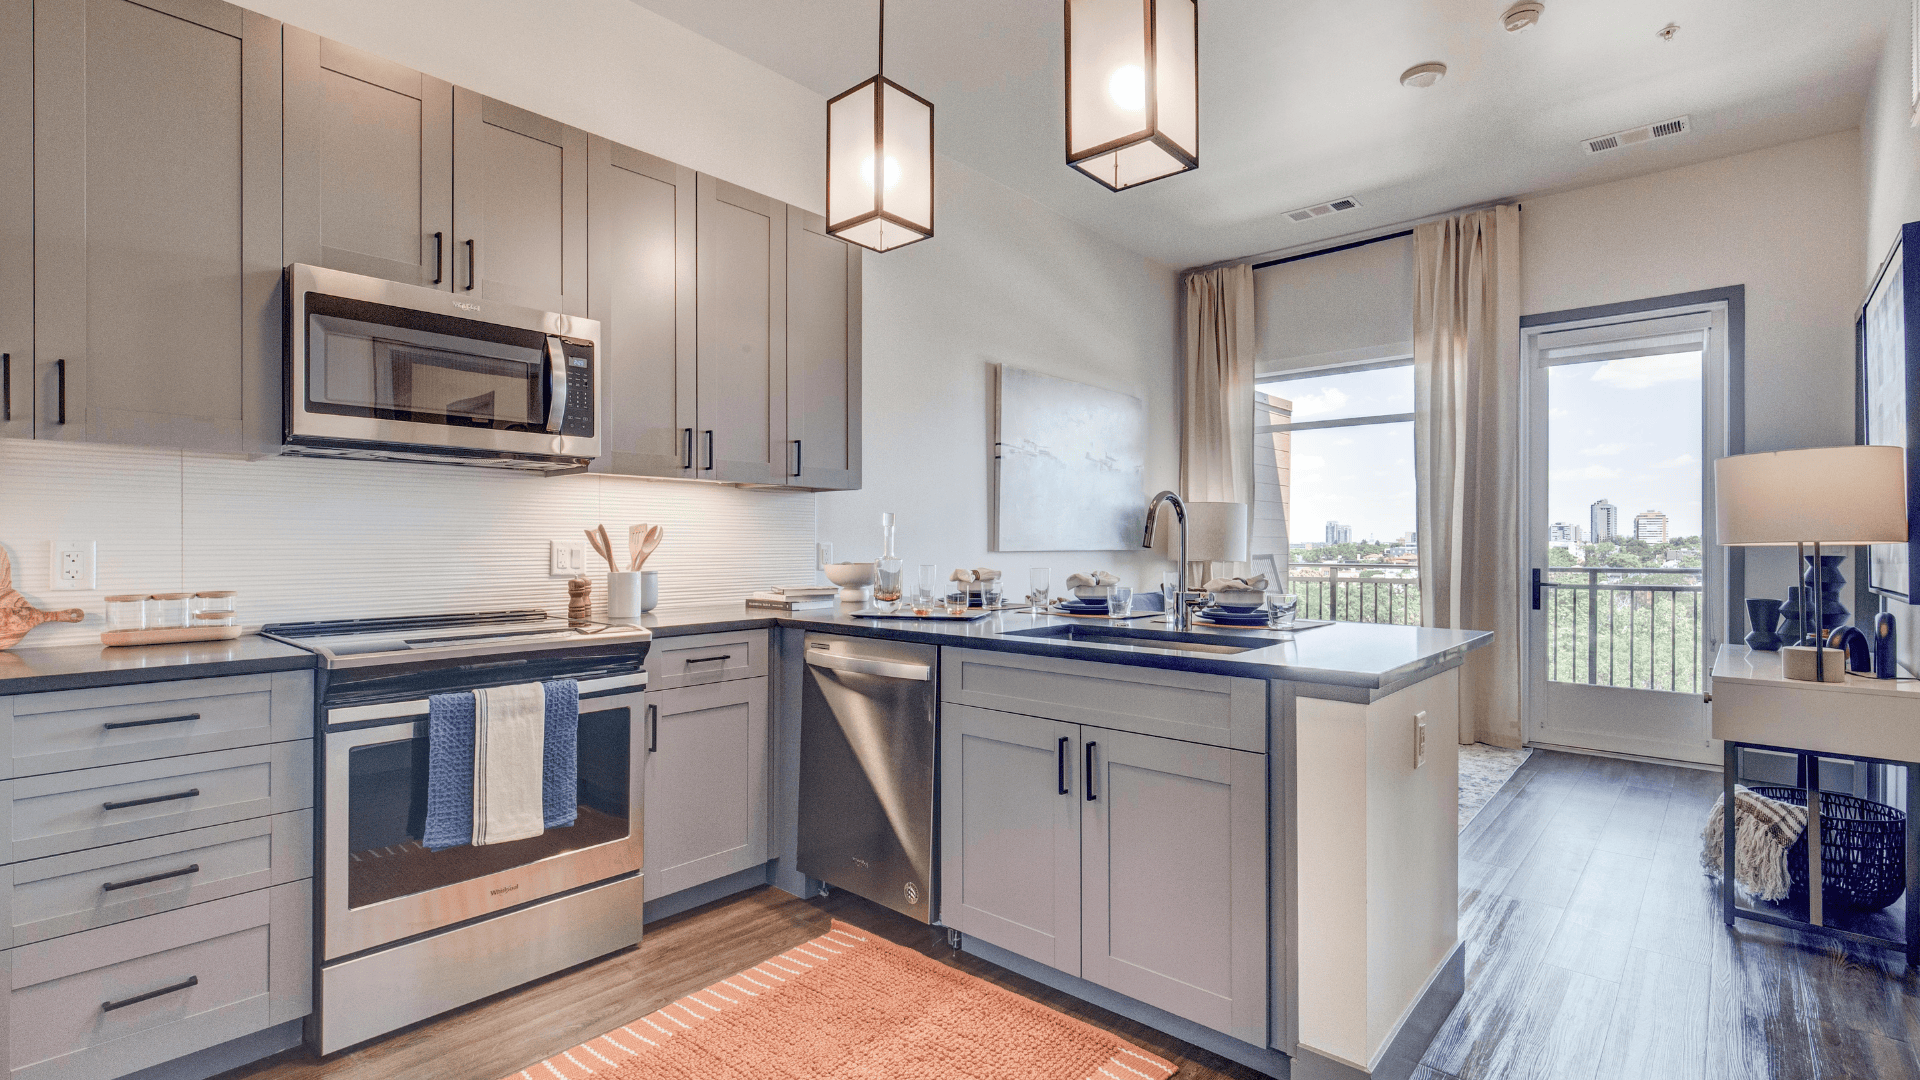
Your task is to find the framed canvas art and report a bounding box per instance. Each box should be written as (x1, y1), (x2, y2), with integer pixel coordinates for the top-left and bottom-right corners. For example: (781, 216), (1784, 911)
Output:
(991, 365), (1147, 552)
(1860, 220), (1920, 601)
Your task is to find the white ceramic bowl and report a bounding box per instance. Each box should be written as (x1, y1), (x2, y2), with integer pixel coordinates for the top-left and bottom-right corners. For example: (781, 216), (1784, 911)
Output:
(824, 562), (876, 588)
(1072, 584), (1114, 600)
(1209, 588), (1265, 611)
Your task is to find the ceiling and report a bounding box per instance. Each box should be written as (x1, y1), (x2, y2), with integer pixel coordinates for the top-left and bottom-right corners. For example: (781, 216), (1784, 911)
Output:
(629, 0), (1891, 268)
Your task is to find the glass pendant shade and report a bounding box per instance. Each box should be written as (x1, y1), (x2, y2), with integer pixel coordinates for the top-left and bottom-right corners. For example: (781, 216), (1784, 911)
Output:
(827, 75), (934, 252)
(1065, 0), (1198, 191)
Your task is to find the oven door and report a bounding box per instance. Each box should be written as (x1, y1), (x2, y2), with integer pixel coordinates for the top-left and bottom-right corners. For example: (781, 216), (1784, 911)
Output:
(323, 684), (644, 960)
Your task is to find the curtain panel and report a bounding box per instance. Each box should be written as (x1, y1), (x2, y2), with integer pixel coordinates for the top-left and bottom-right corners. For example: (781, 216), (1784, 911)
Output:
(1182, 264), (1256, 581)
(1413, 206), (1522, 747)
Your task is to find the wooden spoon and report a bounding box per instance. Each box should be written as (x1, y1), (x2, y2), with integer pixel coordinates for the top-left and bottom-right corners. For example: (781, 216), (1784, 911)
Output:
(585, 526), (618, 574)
(631, 525), (663, 571)
(0, 547), (83, 650)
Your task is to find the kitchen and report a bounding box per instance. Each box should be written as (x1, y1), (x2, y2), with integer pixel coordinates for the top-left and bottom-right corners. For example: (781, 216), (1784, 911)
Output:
(0, 2), (1897, 1080)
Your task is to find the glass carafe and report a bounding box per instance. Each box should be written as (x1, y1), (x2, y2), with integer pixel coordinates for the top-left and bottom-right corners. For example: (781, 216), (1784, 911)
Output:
(873, 512), (904, 612)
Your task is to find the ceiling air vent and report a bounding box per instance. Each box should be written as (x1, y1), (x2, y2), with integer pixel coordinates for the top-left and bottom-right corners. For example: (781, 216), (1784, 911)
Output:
(1285, 196), (1361, 223)
(1581, 115), (1690, 155)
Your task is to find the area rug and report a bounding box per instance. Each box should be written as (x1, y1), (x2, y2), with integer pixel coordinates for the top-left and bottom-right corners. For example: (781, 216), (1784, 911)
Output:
(1459, 743), (1533, 831)
(502, 920), (1178, 1080)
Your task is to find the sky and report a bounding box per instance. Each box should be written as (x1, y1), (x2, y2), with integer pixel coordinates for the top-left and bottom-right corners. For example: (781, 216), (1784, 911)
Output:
(1258, 366), (1415, 544)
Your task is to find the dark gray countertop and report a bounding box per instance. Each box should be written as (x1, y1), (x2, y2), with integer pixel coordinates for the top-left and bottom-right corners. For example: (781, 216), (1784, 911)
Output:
(623, 603), (1491, 693)
(0, 634), (317, 696)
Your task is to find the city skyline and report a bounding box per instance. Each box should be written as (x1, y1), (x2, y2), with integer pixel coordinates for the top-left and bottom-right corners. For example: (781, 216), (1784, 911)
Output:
(1548, 350), (1703, 538)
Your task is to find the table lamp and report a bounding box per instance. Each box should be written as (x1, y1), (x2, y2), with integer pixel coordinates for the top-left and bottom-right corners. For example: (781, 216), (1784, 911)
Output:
(1151, 501), (1251, 567)
(1714, 446), (1908, 681)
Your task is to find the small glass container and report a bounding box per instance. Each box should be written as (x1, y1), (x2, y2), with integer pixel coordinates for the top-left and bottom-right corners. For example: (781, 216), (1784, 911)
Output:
(105, 595), (148, 633)
(1111, 585), (1134, 618)
(1029, 567), (1051, 607)
(193, 590), (239, 627)
(149, 592), (193, 629)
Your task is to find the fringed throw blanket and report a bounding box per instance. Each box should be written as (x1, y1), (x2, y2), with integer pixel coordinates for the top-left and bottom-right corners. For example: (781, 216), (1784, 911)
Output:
(1700, 785), (1808, 901)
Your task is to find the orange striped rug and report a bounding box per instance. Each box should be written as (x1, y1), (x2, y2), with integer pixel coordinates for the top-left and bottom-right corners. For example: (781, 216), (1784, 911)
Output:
(502, 920), (1179, 1080)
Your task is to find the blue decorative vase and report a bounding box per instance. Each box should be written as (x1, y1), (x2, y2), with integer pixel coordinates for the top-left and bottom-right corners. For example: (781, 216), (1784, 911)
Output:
(1744, 598), (1783, 651)
(1801, 555), (1850, 639)
(1876, 611), (1899, 679)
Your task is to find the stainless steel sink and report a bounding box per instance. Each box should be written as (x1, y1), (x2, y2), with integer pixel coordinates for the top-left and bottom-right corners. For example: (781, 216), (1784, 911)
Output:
(1002, 623), (1272, 655)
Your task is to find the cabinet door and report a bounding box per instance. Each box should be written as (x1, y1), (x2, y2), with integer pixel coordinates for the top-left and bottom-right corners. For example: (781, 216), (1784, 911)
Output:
(641, 677), (769, 901)
(0, 0), (29, 439)
(784, 207), (861, 490)
(694, 174), (786, 485)
(452, 89), (587, 317)
(1081, 726), (1267, 1045)
(588, 137), (696, 478)
(34, 0), (280, 452)
(284, 28), (453, 289)
(939, 704), (1081, 972)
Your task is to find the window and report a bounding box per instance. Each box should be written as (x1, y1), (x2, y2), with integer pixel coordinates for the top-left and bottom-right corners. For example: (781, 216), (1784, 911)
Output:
(1254, 360), (1417, 624)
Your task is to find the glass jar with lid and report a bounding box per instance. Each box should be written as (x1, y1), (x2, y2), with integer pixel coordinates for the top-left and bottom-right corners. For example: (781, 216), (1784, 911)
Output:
(149, 592), (193, 629)
(193, 591), (238, 627)
(105, 595), (148, 633)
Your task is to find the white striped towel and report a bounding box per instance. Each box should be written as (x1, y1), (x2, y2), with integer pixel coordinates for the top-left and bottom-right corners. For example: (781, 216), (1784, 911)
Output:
(472, 682), (546, 846)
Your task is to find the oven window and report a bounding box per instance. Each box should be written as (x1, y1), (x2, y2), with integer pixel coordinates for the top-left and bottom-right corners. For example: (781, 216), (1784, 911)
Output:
(344, 705), (631, 910)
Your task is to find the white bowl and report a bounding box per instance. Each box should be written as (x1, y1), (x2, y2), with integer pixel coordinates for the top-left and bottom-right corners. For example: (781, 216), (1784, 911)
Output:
(824, 562), (876, 587)
(1210, 589), (1265, 611)
(1072, 584), (1114, 599)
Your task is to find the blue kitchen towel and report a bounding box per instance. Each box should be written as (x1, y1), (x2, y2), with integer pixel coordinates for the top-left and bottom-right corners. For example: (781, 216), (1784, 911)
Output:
(424, 680), (579, 851)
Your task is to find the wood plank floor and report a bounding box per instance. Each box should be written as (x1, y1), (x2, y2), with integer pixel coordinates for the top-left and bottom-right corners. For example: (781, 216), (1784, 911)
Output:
(222, 748), (1920, 1080)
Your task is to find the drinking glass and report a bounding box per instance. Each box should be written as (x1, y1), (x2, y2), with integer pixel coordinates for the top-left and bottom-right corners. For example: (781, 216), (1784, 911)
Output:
(1161, 571), (1182, 613)
(981, 578), (1004, 608)
(1029, 567), (1051, 607)
(874, 557), (904, 612)
(913, 564), (939, 615)
(943, 583), (971, 616)
(1111, 585), (1133, 618)
(1267, 592), (1301, 629)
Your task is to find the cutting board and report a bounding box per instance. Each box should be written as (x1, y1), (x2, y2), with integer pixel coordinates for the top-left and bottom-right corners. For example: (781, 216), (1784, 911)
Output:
(0, 547), (84, 649)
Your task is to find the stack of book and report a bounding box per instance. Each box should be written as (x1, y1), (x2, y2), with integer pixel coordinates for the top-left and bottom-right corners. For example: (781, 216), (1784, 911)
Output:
(744, 586), (840, 612)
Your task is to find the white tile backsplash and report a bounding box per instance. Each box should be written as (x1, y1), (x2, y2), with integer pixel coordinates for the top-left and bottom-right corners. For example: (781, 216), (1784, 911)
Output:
(1, 439), (817, 647)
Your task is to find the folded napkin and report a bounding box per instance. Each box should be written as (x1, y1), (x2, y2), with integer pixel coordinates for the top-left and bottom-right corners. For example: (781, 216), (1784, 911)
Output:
(1066, 571), (1120, 589)
(1204, 575), (1270, 592)
(949, 568), (1003, 583)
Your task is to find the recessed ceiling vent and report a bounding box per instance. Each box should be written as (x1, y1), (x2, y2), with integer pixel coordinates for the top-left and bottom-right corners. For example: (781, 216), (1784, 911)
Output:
(1286, 197), (1361, 224)
(1581, 115), (1690, 156)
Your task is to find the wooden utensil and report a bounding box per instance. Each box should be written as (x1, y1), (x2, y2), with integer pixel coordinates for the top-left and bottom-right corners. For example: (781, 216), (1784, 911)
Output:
(629, 524), (663, 571)
(586, 526), (618, 574)
(0, 547), (83, 650)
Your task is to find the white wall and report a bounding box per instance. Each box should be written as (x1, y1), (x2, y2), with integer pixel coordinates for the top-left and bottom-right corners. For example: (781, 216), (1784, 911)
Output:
(815, 156), (1181, 590)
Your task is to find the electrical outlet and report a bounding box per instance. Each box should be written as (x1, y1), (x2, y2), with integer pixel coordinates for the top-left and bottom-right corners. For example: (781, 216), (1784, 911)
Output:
(817, 542), (834, 569)
(549, 539), (587, 577)
(49, 539), (96, 590)
(1414, 709), (1428, 769)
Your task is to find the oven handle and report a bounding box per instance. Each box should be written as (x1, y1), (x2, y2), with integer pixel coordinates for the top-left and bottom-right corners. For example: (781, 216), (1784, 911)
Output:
(544, 336), (568, 435)
(325, 670), (647, 726)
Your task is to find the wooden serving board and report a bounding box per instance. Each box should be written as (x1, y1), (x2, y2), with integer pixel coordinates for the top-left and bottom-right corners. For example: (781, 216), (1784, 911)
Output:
(100, 625), (243, 647)
(0, 547), (84, 649)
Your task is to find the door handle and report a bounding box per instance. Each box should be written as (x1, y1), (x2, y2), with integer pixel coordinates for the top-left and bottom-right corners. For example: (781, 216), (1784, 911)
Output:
(1531, 568), (1542, 611)
(791, 439), (802, 478)
(102, 975), (198, 1012)
(465, 238), (476, 291)
(646, 703), (658, 753)
(1085, 741), (1098, 801)
(2, 352), (9, 421)
(682, 428), (694, 469)
(103, 788), (199, 812)
(703, 430), (715, 471)
(102, 863), (199, 892)
(55, 358), (65, 424)
(103, 712), (200, 731)
(1057, 736), (1070, 795)
(431, 231), (444, 285)
(805, 651), (932, 681)
(544, 337), (568, 434)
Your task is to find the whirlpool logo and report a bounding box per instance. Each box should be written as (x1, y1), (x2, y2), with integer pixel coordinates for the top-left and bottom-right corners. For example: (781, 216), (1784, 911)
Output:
(490, 882), (519, 896)
(452, 300), (482, 313)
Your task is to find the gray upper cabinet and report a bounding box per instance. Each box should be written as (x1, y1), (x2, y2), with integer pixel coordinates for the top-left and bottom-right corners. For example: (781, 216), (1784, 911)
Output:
(695, 175), (787, 485)
(453, 90), (587, 318)
(784, 207), (861, 491)
(283, 29), (453, 289)
(588, 136), (696, 479)
(0, 0), (30, 440)
(33, 0), (281, 453)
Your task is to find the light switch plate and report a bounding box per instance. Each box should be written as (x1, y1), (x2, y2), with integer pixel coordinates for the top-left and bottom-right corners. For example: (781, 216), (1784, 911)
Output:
(49, 539), (96, 590)
(550, 539), (587, 577)
(1414, 709), (1428, 769)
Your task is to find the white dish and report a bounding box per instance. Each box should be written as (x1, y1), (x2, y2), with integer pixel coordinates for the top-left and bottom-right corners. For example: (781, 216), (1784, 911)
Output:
(1072, 584), (1114, 599)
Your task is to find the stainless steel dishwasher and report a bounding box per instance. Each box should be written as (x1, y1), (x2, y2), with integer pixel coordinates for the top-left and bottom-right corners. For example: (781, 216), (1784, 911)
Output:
(797, 632), (939, 923)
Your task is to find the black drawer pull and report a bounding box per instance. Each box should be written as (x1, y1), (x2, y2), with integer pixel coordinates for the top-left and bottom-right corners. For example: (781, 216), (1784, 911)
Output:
(55, 358), (65, 424)
(432, 231), (444, 285)
(102, 975), (198, 1012)
(681, 427), (694, 469)
(791, 439), (802, 477)
(1057, 736), (1069, 795)
(686, 654), (732, 665)
(103, 788), (200, 811)
(465, 238), (476, 291)
(1085, 741), (1098, 802)
(646, 703), (658, 754)
(102, 863), (199, 892)
(103, 712), (200, 731)
(2, 352), (9, 421)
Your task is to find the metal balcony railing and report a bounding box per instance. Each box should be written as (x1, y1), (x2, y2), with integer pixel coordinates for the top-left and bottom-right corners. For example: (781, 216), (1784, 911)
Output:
(1286, 562), (1422, 626)
(1541, 566), (1705, 694)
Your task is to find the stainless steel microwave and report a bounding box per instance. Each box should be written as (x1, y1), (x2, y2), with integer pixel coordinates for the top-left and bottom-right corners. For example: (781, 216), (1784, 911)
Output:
(282, 263), (601, 473)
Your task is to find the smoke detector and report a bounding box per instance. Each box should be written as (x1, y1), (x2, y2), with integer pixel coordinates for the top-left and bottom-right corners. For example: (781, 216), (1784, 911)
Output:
(1284, 197), (1361, 224)
(1400, 63), (1447, 89)
(1580, 115), (1691, 156)
(1502, 2), (1544, 32)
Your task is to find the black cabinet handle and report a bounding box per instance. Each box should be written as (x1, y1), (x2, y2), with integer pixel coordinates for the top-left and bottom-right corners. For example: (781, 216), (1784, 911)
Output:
(465, 238), (476, 291)
(687, 654), (731, 665)
(682, 428), (694, 469)
(103, 975), (198, 1012)
(1531, 568), (1542, 611)
(646, 703), (658, 753)
(432, 231), (444, 285)
(1057, 736), (1069, 795)
(104, 712), (199, 731)
(103, 788), (199, 811)
(1085, 741), (1098, 802)
(102, 863), (199, 892)
(703, 430), (715, 471)
(2, 352), (9, 421)
(791, 439), (802, 478)
(55, 358), (65, 424)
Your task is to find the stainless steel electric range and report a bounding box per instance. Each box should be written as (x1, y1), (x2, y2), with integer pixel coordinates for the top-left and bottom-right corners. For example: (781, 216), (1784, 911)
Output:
(262, 610), (651, 1054)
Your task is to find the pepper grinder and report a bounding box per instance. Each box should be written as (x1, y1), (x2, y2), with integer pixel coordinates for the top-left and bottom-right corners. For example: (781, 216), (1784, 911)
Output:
(567, 577), (592, 624)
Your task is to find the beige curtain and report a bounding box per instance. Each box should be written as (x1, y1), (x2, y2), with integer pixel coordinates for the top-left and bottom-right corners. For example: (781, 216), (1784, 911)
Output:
(1413, 206), (1522, 747)
(1182, 265), (1256, 581)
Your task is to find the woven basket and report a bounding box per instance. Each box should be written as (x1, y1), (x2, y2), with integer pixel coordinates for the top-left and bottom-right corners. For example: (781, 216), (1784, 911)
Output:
(1749, 786), (1907, 912)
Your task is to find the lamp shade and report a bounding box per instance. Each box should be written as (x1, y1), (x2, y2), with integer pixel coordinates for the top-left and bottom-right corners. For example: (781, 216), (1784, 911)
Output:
(1151, 500), (1249, 562)
(1065, 0), (1198, 191)
(1713, 446), (1908, 546)
(827, 75), (934, 252)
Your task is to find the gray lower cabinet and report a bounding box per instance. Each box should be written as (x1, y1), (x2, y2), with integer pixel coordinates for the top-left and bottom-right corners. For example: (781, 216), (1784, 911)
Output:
(588, 136), (697, 478)
(642, 676), (770, 901)
(0, 0), (28, 440)
(454, 89), (588, 318)
(694, 174), (787, 485)
(33, 0), (281, 453)
(784, 207), (861, 491)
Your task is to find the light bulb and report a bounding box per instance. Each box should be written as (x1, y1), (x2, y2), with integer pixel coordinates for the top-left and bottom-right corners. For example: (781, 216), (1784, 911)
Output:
(860, 154), (902, 191)
(1107, 64), (1146, 111)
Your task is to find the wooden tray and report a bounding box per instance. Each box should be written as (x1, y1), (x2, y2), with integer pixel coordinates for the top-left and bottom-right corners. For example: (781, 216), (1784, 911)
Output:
(101, 625), (243, 647)
(848, 607), (993, 622)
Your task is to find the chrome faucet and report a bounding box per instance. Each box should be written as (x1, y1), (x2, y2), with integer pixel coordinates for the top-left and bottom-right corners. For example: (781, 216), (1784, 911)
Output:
(1142, 490), (1191, 630)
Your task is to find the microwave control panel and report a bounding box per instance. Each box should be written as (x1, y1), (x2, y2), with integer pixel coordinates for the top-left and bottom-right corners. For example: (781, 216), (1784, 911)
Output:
(560, 342), (595, 437)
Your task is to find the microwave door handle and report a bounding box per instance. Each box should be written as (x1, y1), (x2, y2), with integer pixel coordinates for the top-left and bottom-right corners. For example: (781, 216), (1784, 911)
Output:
(544, 336), (568, 434)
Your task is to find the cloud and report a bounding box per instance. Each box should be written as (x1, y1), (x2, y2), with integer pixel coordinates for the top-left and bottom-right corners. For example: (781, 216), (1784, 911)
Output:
(1290, 387), (1348, 418)
(1549, 407), (1570, 419)
(1551, 464), (1624, 481)
(1653, 453), (1697, 469)
(1590, 352), (1701, 390)
(1582, 442), (1630, 457)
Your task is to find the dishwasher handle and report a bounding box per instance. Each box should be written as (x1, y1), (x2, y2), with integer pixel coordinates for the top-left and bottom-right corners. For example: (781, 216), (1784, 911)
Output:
(805, 651), (933, 681)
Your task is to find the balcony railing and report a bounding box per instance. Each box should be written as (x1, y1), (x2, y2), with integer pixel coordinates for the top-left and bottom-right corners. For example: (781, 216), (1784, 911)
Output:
(1286, 562), (1422, 626)
(1541, 566), (1704, 694)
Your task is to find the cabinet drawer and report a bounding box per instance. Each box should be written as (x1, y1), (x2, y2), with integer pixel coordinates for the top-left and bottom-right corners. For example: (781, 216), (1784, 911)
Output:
(2, 671), (313, 779)
(647, 630), (767, 689)
(4, 742), (312, 864)
(3, 809), (311, 948)
(941, 648), (1267, 753)
(5, 880), (309, 1080)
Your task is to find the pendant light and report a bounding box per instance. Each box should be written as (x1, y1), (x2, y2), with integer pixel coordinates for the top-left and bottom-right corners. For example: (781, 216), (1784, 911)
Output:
(827, 0), (934, 252)
(1064, 0), (1198, 191)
